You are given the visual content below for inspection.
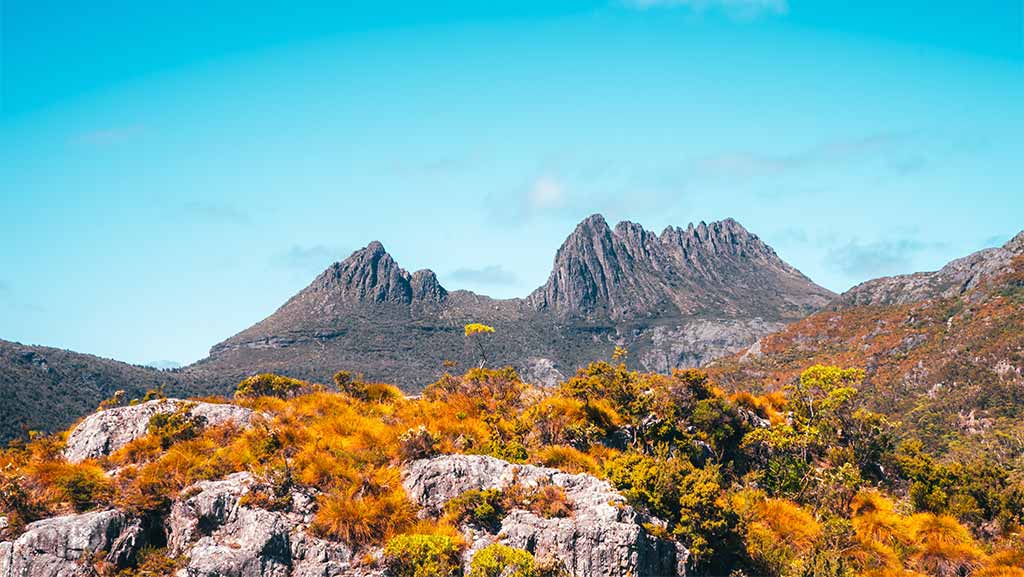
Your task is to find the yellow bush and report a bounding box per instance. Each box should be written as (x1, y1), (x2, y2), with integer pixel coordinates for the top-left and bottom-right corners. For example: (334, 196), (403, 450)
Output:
(532, 445), (599, 475)
(310, 484), (416, 546)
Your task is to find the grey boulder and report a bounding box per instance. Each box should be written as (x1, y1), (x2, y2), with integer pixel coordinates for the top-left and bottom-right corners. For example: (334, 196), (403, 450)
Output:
(0, 509), (132, 577)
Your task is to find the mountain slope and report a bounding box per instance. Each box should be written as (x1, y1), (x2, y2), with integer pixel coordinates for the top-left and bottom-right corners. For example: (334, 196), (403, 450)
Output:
(190, 214), (832, 392)
(0, 339), (203, 442)
(711, 232), (1024, 453)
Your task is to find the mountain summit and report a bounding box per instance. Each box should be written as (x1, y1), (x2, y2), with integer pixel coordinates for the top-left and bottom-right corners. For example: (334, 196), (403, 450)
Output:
(529, 215), (829, 320)
(194, 214), (831, 390)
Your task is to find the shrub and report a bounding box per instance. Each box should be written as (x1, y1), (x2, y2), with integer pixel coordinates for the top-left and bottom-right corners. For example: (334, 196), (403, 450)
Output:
(383, 533), (462, 577)
(444, 489), (505, 531)
(310, 485), (416, 546)
(235, 374), (306, 399)
(532, 445), (598, 475)
(116, 546), (181, 577)
(147, 405), (206, 449)
(468, 543), (537, 577)
(399, 426), (440, 461)
(523, 483), (572, 519)
(25, 461), (112, 513)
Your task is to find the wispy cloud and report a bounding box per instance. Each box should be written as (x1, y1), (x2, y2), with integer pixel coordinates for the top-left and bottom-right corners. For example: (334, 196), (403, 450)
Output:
(697, 131), (917, 180)
(276, 245), (340, 271)
(827, 238), (946, 278)
(181, 202), (250, 225)
(623, 0), (788, 17)
(527, 175), (565, 209)
(448, 265), (519, 287)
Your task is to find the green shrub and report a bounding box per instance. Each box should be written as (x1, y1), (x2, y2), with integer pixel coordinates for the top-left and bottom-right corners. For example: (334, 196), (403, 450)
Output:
(444, 489), (505, 531)
(468, 543), (537, 577)
(235, 374), (306, 399)
(147, 405), (206, 449)
(383, 533), (461, 577)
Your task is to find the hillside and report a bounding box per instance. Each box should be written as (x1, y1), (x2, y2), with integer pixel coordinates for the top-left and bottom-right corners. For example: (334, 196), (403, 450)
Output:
(190, 214), (833, 391)
(711, 232), (1024, 454)
(0, 340), (205, 443)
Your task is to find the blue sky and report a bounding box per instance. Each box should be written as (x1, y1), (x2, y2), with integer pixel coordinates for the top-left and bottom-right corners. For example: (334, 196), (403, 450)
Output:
(1, 0), (1021, 365)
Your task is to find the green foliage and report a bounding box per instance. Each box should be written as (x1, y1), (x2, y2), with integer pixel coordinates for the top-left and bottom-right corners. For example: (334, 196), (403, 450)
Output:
(235, 374), (306, 399)
(146, 405), (206, 449)
(468, 544), (538, 577)
(116, 547), (181, 577)
(444, 489), (506, 531)
(383, 534), (462, 577)
(52, 464), (113, 512)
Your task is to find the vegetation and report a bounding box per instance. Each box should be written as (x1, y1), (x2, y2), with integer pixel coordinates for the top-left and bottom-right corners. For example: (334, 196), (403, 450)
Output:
(2, 357), (1023, 577)
(384, 533), (462, 577)
(464, 323), (495, 367)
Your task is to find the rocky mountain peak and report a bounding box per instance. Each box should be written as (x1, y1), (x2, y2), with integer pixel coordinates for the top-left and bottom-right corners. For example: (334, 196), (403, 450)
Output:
(530, 214), (831, 320)
(301, 242), (447, 307)
(308, 241), (413, 305)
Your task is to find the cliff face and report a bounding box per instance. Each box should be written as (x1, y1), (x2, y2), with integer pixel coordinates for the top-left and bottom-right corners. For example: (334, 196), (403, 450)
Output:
(195, 214), (831, 393)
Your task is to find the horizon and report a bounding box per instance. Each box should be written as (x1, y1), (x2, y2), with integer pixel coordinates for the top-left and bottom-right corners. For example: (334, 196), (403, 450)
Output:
(2, 1), (1022, 365)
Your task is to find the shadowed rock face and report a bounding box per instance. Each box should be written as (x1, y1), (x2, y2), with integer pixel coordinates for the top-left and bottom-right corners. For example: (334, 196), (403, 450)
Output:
(193, 214), (832, 392)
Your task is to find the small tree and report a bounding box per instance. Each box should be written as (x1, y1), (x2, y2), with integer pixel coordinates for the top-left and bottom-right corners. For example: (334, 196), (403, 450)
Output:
(464, 323), (495, 368)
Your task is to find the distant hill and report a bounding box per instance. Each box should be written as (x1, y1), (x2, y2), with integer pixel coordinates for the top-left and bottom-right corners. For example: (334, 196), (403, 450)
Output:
(0, 340), (203, 443)
(188, 214), (833, 391)
(710, 232), (1024, 453)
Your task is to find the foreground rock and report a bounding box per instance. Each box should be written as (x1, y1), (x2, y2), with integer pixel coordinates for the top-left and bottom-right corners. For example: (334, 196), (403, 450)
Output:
(403, 454), (687, 577)
(0, 509), (135, 577)
(167, 472), (369, 577)
(64, 399), (256, 463)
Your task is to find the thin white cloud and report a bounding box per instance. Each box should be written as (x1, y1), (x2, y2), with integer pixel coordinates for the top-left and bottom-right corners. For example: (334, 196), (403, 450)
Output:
(527, 175), (565, 209)
(696, 131), (918, 180)
(624, 0), (788, 17)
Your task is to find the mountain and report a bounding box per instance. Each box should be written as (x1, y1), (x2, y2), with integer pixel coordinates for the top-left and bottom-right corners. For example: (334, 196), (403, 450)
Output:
(189, 214), (832, 391)
(710, 232), (1024, 453)
(0, 214), (830, 444)
(0, 339), (201, 443)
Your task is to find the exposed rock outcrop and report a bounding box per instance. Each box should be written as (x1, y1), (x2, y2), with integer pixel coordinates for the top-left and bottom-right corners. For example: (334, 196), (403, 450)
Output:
(0, 510), (133, 577)
(166, 472), (364, 577)
(403, 454), (687, 577)
(4, 454), (685, 577)
(64, 399), (256, 463)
